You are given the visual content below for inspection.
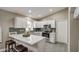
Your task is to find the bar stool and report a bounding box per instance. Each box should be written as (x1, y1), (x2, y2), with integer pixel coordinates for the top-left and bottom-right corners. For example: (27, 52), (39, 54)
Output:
(13, 45), (28, 52)
(5, 40), (16, 52)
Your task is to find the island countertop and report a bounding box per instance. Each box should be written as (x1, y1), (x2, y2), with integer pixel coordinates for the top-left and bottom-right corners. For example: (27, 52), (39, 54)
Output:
(9, 34), (46, 45)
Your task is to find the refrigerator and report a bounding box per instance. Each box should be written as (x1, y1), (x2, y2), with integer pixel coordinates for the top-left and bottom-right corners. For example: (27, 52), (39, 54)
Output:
(56, 20), (67, 44)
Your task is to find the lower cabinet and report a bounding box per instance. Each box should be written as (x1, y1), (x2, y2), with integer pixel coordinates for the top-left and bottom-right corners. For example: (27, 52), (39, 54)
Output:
(49, 32), (56, 43)
(32, 32), (42, 36)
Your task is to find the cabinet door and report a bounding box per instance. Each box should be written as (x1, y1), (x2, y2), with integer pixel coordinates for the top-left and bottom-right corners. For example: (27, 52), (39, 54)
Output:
(46, 20), (56, 28)
(51, 20), (55, 28)
(33, 21), (44, 28)
(39, 22), (44, 28)
(15, 17), (27, 28)
(49, 33), (56, 43)
(33, 21), (37, 28)
(22, 19), (27, 28)
(15, 17), (23, 28)
(33, 20), (56, 28)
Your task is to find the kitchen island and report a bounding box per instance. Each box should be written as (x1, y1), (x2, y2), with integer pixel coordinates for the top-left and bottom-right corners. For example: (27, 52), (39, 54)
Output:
(9, 34), (47, 52)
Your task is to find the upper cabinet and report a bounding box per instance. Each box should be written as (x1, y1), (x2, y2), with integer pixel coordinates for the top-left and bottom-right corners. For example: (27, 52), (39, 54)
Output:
(33, 21), (45, 28)
(14, 17), (27, 28)
(45, 20), (56, 28)
(14, 17), (56, 28)
(33, 20), (56, 28)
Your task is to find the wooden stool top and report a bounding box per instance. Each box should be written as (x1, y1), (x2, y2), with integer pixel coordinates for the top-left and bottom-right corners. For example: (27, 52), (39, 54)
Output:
(6, 40), (16, 45)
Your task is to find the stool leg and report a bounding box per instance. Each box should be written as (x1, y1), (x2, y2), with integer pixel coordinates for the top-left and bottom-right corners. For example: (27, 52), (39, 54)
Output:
(8, 45), (10, 52)
(11, 44), (16, 52)
(6, 45), (8, 52)
(7, 45), (9, 52)
(11, 45), (13, 52)
(15, 43), (16, 47)
(5, 42), (8, 52)
(5, 43), (7, 52)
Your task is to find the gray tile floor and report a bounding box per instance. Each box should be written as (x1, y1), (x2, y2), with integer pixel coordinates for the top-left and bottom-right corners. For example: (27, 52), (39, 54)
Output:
(45, 42), (68, 52)
(32, 34), (68, 52)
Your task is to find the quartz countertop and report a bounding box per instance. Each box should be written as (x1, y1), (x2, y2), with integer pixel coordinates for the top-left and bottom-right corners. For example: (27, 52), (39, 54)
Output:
(9, 34), (46, 45)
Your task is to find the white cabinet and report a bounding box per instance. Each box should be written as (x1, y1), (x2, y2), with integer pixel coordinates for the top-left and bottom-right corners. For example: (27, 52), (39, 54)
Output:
(45, 20), (56, 28)
(14, 17), (23, 28)
(49, 32), (56, 43)
(15, 18), (56, 28)
(33, 21), (44, 28)
(33, 20), (56, 28)
(14, 17), (27, 28)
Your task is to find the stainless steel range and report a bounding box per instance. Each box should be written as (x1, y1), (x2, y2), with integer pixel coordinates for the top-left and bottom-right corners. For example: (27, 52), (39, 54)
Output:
(42, 24), (51, 38)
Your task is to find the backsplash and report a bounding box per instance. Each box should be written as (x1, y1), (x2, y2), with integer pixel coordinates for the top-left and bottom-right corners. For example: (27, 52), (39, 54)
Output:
(9, 27), (56, 34)
(33, 28), (43, 32)
(33, 28), (55, 32)
(9, 27), (25, 34)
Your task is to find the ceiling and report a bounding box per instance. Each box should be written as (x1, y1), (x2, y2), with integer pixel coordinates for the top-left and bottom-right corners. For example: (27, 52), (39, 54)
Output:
(0, 7), (66, 19)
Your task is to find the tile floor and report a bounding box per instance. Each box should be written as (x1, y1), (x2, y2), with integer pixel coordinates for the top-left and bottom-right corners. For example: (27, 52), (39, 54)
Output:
(45, 42), (68, 52)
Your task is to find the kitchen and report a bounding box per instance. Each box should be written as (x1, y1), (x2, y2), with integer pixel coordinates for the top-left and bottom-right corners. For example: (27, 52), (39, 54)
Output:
(0, 7), (68, 52)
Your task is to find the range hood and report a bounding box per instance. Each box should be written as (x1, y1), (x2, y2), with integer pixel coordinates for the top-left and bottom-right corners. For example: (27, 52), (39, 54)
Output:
(74, 7), (79, 19)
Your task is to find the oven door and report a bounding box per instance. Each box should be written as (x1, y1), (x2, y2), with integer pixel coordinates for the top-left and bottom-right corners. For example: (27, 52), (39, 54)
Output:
(42, 32), (49, 38)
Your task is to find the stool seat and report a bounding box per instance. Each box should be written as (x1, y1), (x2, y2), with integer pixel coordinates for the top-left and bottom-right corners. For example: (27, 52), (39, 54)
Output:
(6, 40), (16, 45)
(14, 45), (28, 52)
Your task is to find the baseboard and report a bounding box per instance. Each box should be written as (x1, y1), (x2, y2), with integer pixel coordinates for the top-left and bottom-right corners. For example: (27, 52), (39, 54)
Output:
(56, 41), (67, 44)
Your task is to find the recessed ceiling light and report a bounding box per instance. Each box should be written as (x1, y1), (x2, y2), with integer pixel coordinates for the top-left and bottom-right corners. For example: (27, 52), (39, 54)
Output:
(49, 9), (53, 12)
(28, 10), (32, 13)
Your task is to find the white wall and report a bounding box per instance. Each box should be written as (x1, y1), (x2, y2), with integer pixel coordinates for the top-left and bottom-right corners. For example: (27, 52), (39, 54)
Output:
(70, 10), (79, 52)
